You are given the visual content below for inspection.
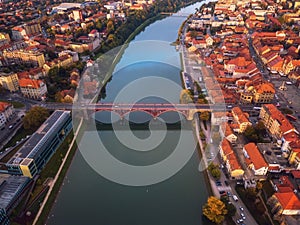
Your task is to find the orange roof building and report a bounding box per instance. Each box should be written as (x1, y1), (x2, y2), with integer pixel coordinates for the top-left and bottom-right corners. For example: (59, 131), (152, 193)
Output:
(19, 78), (47, 100)
(243, 143), (268, 176)
(219, 139), (244, 178)
(259, 104), (298, 139)
(231, 107), (251, 133)
(268, 192), (300, 215)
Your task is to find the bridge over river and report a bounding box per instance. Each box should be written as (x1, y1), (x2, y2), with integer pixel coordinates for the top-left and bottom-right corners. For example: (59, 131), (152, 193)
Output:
(69, 103), (226, 121)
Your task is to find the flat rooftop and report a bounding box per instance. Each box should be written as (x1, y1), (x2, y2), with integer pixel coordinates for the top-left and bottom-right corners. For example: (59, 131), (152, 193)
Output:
(0, 174), (29, 210)
(7, 110), (70, 165)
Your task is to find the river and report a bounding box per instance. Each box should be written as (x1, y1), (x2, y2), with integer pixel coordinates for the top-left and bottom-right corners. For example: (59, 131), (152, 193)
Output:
(47, 1), (211, 225)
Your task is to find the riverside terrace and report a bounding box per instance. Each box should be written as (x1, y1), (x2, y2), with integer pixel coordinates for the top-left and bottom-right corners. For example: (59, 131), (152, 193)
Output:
(5, 110), (72, 178)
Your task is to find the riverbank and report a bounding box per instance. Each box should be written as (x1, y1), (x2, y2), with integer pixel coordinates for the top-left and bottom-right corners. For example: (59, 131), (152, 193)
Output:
(32, 119), (83, 225)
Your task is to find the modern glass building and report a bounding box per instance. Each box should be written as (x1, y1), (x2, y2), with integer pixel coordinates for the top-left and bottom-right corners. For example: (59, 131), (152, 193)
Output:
(0, 174), (30, 225)
(6, 110), (72, 178)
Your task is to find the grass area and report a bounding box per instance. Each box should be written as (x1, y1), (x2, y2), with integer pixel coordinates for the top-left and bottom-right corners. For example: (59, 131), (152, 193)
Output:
(35, 137), (78, 225)
(2, 126), (33, 149)
(235, 186), (272, 225)
(0, 99), (25, 108)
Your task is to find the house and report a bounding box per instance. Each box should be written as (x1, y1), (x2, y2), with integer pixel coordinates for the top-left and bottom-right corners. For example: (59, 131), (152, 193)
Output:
(231, 107), (252, 133)
(243, 143), (268, 176)
(205, 34), (214, 46)
(0, 102), (14, 128)
(268, 192), (300, 216)
(219, 139), (244, 178)
(19, 78), (47, 100)
(0, 73), (19, 92)
(259, 104), (298, 139)
(220, 122), (237, 143)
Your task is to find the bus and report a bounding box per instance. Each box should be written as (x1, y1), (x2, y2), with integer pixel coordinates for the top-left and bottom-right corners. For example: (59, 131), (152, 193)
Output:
(286, 114), (297, 121)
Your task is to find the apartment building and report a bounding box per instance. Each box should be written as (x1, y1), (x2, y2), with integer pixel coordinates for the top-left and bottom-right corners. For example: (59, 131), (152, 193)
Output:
(0, 73), (19, 92)
(19, 78), (47, 100)
(3, 50), (45, 67)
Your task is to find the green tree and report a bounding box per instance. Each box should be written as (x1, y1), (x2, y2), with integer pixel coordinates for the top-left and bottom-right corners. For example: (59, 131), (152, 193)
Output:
(203, 196), (228, 224)
(244, 126), (259, 142)
(23, 106), (49, 130)
(208, 163), (221, 180)
(211, 168), (221, 180)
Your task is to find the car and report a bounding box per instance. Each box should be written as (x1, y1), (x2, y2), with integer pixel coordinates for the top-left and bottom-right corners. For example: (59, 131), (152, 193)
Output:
(232, 195), (238, 201)
(227, 191), (232, 197)
(8, 125), (13, 129)
(216, 181), (222, 186)
(239, 206), (244, 211)
(224, 180), (229, 186)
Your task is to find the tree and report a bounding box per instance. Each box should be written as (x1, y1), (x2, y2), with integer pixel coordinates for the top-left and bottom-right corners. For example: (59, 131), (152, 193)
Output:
(23, 106), (49, 130)
(208, 163), (221, 180)
(200, 111), (210, 121)
(211, 168), (221, 180)
(244, 126), (259, 142)
(221, 196), (237, 217)
(180, 89), (193, 104)
(202, 196), (228, 224)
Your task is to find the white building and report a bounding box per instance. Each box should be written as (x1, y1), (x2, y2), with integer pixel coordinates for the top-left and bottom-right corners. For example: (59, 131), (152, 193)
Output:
(0, 102), (14, 128)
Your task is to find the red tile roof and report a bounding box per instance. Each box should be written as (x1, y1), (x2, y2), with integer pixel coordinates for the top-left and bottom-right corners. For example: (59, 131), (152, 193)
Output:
(263, 104), (296, 134)
(0, 101), (11, 112)
(274, 192), (300, 210)
(244, 143), (268, 169)
(19, 78), (43, 89)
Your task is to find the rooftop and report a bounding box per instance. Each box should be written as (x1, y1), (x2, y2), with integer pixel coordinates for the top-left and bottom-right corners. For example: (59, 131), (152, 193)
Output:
(0, 174), (30, 210)
(274, 192), (300, 210)
(7, 111), (70, 165)
(244, 142), (268, 169)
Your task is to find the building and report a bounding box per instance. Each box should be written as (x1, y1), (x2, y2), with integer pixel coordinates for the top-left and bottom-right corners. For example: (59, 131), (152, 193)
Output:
(19, 78), (47, 100)
(24, 22), (42, 36)
(259, 104), (298, 139)
(220, 122), (237, 143)
(0, 32), (10, 47)
(243, 143), (268, 176)
(240, 82), (275, 104)
(0, 73), (19, 92)
(219, 139), (244, 178)
(231, 107), (252, 133)
(0, 174), (31, 225)
(3, 50), (45, 68)
(11, 26), (27, 41)
(0, 102), (14, 128)
(268, 192), (300, 216)
(6, 111), (72, 178)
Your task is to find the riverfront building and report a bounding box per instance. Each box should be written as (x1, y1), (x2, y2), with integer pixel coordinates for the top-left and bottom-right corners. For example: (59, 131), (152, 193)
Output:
(0, 174), (31, 225)
(6, 110), (72, 178)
